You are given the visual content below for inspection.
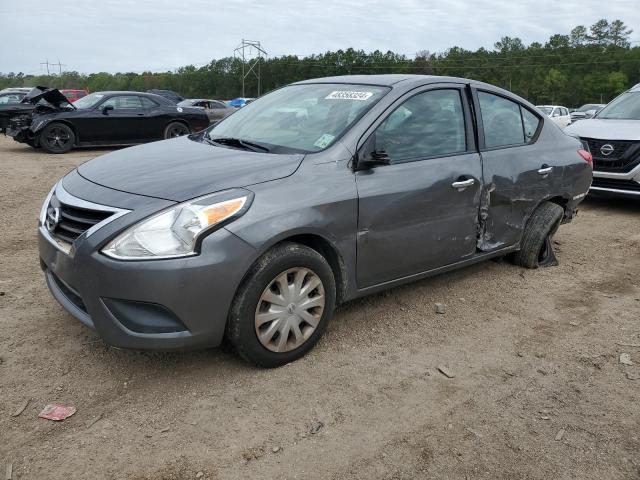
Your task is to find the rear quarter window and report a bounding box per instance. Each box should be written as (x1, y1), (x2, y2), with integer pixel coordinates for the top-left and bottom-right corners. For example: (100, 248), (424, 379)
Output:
(478, 91), (525, 148)
(521, 108), (541, 142)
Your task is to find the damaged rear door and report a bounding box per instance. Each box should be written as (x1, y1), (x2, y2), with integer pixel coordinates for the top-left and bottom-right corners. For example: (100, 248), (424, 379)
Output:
(472, 87), (564, 250)
(355, 85), (482, 287)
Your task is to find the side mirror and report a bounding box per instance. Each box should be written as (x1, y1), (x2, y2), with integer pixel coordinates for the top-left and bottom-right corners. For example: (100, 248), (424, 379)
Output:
(356, 134), (391, 170)
(102, 105), (114, 115)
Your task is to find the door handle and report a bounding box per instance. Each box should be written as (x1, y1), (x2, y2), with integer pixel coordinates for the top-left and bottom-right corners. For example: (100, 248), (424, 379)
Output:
(451, 178), (475, 189)
(537, 166), (553, 175)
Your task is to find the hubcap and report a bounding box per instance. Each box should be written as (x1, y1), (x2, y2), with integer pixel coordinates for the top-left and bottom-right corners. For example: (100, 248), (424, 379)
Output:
(169, 126), (188, 138)
(46, 127), (69, 149)
(255, 267), (325, 353)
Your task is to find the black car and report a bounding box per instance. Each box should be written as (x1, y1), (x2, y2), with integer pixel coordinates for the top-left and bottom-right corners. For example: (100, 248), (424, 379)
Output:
(8, 88), (210, 153)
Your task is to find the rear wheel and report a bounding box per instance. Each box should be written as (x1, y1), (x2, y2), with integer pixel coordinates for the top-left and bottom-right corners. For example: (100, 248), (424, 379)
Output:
(40, 123), (75, 154)
(163, 122), (190, 139)
(512, 202), (564, 269)
(226, 243), (336, 368)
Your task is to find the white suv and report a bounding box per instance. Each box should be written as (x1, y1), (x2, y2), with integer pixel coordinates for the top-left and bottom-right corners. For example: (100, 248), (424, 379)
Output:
(537, 105), (572, 128)
(565, 84), (640, 197)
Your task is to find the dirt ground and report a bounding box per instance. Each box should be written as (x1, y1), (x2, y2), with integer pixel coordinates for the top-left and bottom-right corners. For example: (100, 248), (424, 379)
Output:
(0, 134), (639, 480)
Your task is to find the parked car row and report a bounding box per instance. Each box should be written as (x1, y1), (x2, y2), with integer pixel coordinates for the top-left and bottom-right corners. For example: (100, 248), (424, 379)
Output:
(2, 87), (210, 153)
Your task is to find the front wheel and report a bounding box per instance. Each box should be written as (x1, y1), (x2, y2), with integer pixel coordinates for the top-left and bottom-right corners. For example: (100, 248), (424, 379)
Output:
(226, 243), (336, 368)
(40, 123), (75, 154)
(163, 122), (190, 139)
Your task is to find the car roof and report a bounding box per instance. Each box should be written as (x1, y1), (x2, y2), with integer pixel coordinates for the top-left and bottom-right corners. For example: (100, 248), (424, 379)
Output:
(92, 91), (173, 104)
(293, 74), (496, 88)
(292, 74), (540, 108)
(0, 87), (33, 93)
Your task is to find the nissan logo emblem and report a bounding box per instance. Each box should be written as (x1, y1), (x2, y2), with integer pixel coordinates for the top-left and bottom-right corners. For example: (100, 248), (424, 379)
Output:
(600, 144), (614, 156)
(45, 207), (61, 232)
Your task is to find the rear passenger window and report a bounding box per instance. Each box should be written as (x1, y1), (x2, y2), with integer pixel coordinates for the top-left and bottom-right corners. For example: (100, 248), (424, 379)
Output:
(139, 97), (157, 108)
(478, 92), (525, 147)
(371, 89), (467, 162)
(522, 108), (541, 142)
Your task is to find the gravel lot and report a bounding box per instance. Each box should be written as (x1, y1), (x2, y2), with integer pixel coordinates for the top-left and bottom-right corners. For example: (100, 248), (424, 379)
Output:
(1, 135), (639, 480)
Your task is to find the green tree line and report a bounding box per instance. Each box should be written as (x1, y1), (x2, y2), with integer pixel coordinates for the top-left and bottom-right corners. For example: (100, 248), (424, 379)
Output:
(1, 19), (637, 107)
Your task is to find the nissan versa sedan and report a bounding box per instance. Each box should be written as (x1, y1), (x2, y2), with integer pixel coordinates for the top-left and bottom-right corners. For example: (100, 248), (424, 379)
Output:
(39, 75), (593, 367)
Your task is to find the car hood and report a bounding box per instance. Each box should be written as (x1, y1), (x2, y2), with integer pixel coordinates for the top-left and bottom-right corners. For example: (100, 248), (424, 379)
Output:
(22, 86), (74, 109)
(77, 136), (305, 202)
(565, 118), (640, 141)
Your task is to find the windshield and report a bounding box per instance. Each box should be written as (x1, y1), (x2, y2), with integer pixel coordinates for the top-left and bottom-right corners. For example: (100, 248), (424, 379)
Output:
(577, 104), (599, 112)
(0, 93), (24, 104)
(207, 83), (389, 153)
(73, 92), (105, 109)
(596, 92), (640, 120)
(537, 106), (553, 115)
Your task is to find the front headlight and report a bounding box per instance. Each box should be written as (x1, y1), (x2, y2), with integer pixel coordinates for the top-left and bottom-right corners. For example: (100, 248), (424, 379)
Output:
(102, 189), (252, 260)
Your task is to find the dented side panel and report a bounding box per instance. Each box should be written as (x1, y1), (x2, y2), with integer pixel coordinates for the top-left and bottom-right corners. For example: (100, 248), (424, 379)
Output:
(476, 124), (581, 251)
(355, 151), (483, 287)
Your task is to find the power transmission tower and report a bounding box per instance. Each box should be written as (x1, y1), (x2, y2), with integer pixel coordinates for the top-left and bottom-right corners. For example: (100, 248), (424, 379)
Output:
(233, 39), (267, 98)
(53, 59), (66, 74)
(40, 60), (51, 75)
(40, 59), (66, 75)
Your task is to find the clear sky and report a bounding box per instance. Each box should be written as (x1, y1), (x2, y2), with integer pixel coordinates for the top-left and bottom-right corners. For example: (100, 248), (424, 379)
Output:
(1, 0), (638, 74)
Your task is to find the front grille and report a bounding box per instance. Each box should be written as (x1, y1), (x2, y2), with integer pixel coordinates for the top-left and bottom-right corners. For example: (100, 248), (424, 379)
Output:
(591, 178), (640, 192)
(48, 193), (113, 244)
(583, 138), (640, 173)
(9, 114), (31, 129)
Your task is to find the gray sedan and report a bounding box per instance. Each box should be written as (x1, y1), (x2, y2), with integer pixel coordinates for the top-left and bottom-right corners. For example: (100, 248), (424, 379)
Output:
(177, 98), (235, 123)
(38, 75), (592, 367)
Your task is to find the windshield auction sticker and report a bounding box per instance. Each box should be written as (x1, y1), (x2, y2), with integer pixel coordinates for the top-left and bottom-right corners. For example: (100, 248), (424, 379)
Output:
(314, 133), (335, 149)
(325, 91), (374, 101)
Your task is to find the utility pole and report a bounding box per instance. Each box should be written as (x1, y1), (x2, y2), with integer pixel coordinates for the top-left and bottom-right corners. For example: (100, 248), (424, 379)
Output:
(233, 39), (267, 98)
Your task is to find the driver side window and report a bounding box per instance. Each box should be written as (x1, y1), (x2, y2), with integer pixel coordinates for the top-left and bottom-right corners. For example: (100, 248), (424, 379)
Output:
(368, 89), (467, 163)
(100, 96), (144, 110)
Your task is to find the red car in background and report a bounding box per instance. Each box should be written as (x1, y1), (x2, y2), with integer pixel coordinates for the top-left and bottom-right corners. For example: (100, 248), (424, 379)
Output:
(60, 89), (88, 103)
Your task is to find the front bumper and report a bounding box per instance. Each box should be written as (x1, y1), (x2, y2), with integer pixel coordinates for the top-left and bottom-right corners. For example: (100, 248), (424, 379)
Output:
(39, 176), (257, 350)
(591, 165), (640, 197)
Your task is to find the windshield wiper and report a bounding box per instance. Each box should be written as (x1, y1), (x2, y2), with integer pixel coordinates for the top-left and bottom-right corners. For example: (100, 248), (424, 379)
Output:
(207, 137), (270, 153)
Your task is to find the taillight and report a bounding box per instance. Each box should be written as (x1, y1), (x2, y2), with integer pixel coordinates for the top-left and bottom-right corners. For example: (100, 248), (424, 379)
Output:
(578, 149), (593, 167)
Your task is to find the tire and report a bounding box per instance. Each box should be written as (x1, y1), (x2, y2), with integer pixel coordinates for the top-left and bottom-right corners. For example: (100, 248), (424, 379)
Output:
(39, 123), (75, 154)
(512, 202), (564, 269)
(227, 242), (336, 368)
(163, 122), (190, 139)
